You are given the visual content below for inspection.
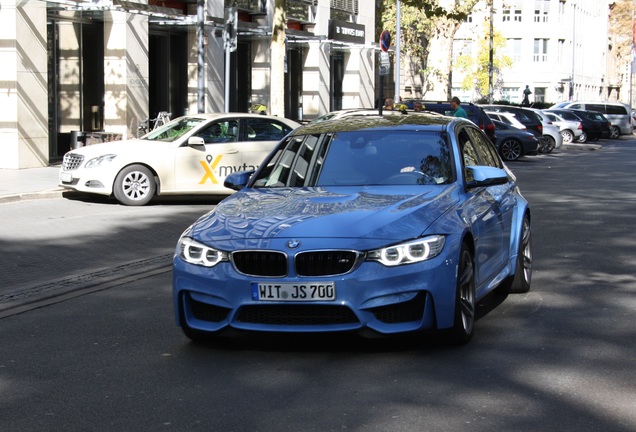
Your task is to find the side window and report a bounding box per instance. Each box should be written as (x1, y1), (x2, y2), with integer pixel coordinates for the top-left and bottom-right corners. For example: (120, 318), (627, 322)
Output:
(569, 103), (582, 110)
(245, 119), (293, 141)
(196, 120), (239, 144)
(587, 104), (605, 114)
(606, 105), (627, 115)
(467, 127), (500, 167)
(252, 134), (323, 187)
(458, 129), (478, 183)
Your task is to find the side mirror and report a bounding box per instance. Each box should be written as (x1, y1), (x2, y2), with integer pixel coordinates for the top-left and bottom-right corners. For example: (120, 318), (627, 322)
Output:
(187, 136), (205, 147)
(224, 170), (255, 191)
(465, 166), (509, 189)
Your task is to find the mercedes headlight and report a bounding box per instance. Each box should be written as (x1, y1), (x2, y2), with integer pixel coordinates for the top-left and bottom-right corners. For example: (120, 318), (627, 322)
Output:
(85, 154), (117, 168)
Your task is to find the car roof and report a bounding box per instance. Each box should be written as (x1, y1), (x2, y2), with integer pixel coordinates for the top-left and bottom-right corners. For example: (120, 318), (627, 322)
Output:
(290, 113), (461, 136)
(311, 109), (383, 123)
(173, 112), (301, 127)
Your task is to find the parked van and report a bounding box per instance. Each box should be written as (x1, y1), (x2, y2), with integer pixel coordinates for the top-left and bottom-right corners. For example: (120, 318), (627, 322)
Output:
(550, 101), (633, 138)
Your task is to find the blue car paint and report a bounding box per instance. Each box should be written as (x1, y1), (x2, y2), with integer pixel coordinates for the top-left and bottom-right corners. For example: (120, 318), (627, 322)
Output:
(173, 180), (528, 334)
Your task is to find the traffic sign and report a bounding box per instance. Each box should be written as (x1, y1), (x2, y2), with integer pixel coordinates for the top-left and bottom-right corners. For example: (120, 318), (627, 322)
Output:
(380, 30), (391, 52)
(379, 51), (390, 76)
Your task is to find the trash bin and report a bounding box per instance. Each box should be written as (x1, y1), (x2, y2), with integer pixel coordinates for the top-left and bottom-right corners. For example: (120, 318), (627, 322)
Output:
(70, 131), (85, 150)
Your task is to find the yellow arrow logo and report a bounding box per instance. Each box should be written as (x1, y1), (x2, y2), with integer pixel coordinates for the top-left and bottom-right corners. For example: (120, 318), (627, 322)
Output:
(199, 154), (222, 184)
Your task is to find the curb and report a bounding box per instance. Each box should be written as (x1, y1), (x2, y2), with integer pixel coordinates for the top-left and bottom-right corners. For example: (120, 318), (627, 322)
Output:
(0, 189), (65, 204)
(562, 142), (602, 151)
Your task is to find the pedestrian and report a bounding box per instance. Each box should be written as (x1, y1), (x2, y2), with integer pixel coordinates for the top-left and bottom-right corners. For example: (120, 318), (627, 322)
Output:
(450, 97), (468, 118)
(384, 98), (394, 110)
(413, 101), (423, 112)
(522, 85), (532, 106)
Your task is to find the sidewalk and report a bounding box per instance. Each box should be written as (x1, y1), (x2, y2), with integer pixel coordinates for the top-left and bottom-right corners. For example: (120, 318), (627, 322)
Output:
(0, 165), (64, 204)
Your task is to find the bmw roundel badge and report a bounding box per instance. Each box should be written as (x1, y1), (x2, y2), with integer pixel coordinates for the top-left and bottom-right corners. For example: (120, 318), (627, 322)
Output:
(286, 240), (301, 249)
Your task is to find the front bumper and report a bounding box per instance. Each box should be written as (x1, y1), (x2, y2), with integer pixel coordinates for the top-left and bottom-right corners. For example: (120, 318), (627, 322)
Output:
(172, 243), (461, 336)
(59, 167), (114, 196)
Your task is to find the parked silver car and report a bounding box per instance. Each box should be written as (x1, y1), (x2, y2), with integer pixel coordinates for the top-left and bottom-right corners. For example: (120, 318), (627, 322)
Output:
(551, 101), (632, 138)
(526, 107), (562, 153)
(543, 111), (583, 144)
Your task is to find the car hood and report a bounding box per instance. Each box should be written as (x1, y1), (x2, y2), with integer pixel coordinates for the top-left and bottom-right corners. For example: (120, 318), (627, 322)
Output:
(189, 186), (459, 250)
(68, 139), (171, 157)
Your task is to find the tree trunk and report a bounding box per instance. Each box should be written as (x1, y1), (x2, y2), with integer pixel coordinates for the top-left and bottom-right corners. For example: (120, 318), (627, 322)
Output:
(424, 20), (461, 100)
(270, 0), (286, 117)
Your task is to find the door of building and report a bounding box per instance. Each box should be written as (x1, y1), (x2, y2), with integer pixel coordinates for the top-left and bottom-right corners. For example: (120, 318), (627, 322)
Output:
(149, 31), (188, 120)
(330, 52), (344, 111)
(285, 48), (303, 121)
(47, 14), (104, 161)
(228, 41), (251, 113)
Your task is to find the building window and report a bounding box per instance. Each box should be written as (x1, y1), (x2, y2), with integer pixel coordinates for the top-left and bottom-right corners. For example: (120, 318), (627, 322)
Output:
(503, 0), (523, 22)
(501, 87), (520, 103)
(534, 87), (546, 103)
(533, 38), (548, 62)
(506, 38), (522, 62)
(534, 0), (550, 23)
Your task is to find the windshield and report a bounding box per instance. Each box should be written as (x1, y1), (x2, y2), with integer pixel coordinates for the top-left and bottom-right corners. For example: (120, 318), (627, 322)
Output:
(252, 130), (454, 188)
(143, 117), (205, 142)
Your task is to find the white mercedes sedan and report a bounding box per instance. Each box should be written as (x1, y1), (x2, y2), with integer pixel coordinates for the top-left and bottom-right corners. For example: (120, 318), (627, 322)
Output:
(59, 113), (300, 205)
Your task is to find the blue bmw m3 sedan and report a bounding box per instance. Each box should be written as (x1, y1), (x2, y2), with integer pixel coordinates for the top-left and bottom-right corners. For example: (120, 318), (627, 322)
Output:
(173, 113), (532, 345)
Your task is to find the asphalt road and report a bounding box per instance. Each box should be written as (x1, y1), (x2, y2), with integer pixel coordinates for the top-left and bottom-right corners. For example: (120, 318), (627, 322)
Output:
(1, 141), (635, 432)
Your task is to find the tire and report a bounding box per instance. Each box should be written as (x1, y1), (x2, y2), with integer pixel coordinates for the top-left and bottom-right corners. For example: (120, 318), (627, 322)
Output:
(113, 164), (156, 206)
(560, 129), (574, 144)
(539, 136), (555, 154)
(445, 243), (476, 345)
(610, 125), (620, 140)
(499, 214), (532, 294)
(499, 138), (523, 161)
(577, 132), (588, 143)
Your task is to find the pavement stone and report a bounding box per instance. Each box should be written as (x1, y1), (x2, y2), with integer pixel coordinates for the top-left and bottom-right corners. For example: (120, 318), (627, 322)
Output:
(0, 165), (65, 204)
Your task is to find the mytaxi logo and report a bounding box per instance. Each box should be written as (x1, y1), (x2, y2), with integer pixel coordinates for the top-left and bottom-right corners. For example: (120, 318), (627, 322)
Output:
(199, 155), (222, 184)
(199, 154), (259, 185)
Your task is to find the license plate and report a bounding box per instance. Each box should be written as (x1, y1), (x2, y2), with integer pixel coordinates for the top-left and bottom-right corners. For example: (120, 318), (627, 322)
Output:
(251, 282), (336, 302)
(60, 172), (72, 183)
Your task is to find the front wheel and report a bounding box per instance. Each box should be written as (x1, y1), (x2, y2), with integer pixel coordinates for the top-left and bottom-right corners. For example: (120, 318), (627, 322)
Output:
(445, 243), (475, 345)
(499, 138), (523, 161)
(577, 132), (588, 143)
(113, 164), (156, 206)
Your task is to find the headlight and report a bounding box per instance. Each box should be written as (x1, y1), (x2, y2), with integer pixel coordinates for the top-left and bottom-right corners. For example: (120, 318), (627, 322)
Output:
(178, 237), (228, 267)
(85, 154), (117, 168)
(367, 235), (446, 266)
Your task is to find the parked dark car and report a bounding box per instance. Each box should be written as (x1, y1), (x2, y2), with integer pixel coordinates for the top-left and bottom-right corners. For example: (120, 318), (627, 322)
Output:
(405, 100), (496, 144)
(479, 105), (544, 139)
(545, 109), (611, 142)
(492, 119), (539, 161)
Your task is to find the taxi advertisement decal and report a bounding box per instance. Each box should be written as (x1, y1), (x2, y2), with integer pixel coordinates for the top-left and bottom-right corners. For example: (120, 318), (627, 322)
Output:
(199, 155), (222, 184)
(199, 154), (259, 185)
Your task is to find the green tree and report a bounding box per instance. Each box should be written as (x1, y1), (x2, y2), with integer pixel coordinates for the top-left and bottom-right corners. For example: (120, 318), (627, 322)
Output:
(609, 0), (635, 65)
(380, 0), (479, 99)
(455, 23), (511, 100)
